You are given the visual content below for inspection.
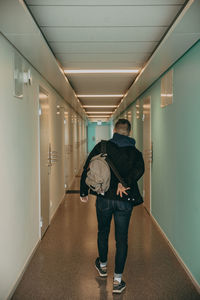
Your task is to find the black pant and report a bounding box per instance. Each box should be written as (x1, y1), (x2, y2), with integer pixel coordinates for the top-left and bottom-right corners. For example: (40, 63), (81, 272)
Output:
(96, 196), (133, 274)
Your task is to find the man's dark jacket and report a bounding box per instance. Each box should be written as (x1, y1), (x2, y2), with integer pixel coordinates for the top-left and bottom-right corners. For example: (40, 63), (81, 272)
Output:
(80, 133), (145, 202)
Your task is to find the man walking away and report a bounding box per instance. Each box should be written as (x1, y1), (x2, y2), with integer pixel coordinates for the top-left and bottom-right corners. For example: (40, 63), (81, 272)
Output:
(80, 119), (144, 294)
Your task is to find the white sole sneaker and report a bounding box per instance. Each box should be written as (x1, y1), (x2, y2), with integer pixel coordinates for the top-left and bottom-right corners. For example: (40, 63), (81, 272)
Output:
(112, 280), (126, 293)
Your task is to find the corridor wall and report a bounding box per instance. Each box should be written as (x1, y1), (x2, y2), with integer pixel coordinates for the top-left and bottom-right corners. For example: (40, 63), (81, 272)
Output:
(0, 33), (87, 300)
(122, 40), (200, 288)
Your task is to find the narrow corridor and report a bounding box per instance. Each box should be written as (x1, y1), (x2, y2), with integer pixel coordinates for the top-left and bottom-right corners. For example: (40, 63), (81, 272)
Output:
(12, 179), (199, 300)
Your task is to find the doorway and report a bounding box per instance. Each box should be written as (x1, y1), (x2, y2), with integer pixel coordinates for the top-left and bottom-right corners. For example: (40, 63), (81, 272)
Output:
(142, 96), (152, 214)
(95, 125), (111, 144)
(64, 110), (70, 190)
(39, 87), (50, 238)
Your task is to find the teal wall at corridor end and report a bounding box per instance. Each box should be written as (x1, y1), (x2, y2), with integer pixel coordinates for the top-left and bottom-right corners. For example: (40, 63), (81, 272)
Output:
(87, 121), (112, 153)
(124, 41), (200, 286)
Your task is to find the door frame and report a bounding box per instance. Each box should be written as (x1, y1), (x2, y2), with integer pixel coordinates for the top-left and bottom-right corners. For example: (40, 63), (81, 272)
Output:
(38, 86), (50, 238)
(142, 96), (152, 214)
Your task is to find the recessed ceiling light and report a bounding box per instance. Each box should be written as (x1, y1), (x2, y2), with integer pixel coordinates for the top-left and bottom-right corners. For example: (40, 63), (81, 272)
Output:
(77, 94), (123, 97)
(64, 69), (139, 74)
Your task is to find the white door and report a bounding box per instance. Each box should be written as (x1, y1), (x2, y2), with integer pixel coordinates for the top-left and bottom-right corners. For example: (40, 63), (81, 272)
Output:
(39, 88), (50, 238)
(143, 97), (152, 214)
(96, 125), (110, 144)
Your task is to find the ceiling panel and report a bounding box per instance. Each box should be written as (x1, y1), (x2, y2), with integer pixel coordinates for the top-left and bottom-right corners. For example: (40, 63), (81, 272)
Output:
(26, 0), (185, 5)
(84, 107), (117, 112)
(67, 74), (136, 94)
(28, 6), (182, 27)
(50, 41), (157, 54)
(68, 73), (136, 80)
(24, 0), (187, 120)
(61, 62), (144, 69)
(114, 1), (200, 118)
(56, 52), (149, 63)
(80, 98), (120, 105)
(42, 27), (168, 42)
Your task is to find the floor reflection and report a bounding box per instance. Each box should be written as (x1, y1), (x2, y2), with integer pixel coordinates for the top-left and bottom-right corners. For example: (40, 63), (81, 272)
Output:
(95, 277), (108, 300)
(12, 177), (200, 299)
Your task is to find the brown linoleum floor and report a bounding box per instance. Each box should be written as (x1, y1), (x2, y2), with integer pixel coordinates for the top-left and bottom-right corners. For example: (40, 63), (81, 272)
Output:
(12, 180), (200, 300)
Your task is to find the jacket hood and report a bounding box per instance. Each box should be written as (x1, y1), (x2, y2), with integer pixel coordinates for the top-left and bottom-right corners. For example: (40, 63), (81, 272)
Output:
(109, 132), (136, 147)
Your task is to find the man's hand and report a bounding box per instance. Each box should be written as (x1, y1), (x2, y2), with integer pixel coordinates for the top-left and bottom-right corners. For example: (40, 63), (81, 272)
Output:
(80, 196), (89, 203)
(116, 183), (130, 198)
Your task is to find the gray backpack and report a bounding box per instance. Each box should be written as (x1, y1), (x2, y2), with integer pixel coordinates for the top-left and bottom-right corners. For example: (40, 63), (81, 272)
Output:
(85, 141), (111, 195)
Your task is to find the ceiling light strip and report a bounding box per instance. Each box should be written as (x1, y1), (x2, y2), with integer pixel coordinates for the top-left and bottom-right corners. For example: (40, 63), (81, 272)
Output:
(88, 116), (110, 118)
(77, 94), (123, 97)
(64, 69), (139, 74)
(86, 112), (113, 114)
(83, 105), (117, 108)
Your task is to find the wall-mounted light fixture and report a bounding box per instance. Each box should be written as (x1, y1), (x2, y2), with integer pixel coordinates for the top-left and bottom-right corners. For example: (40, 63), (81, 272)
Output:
(161, 93), (173, 97)
(23, 69), (32, 85)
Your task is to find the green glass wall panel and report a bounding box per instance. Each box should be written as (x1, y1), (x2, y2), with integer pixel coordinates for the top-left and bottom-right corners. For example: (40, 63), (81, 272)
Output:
(121, 41), (200, 285)
(148, 41), (200, 285)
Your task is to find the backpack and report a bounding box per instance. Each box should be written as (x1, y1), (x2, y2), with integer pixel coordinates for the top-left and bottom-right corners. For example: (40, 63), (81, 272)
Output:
(85, 141), (111, 195)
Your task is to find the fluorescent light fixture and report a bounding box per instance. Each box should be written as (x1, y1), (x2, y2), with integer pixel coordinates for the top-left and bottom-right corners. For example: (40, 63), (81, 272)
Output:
(88, 116), (110, 118)
(86, 112), (112, 114)
(77, 94), (123, 98)
(88, 115), (110, 117)
(83, 105), (117, 108)
(64, 69), (139, 74)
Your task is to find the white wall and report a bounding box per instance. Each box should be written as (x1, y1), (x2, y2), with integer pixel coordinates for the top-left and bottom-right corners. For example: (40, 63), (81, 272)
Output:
(0, 33), (86, 300)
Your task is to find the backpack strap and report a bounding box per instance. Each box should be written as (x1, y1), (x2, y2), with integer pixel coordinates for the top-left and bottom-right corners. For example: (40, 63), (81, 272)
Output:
(106, 156), (128, 188)
(101, 140), (128, 188)
(101, 140), (107, 155)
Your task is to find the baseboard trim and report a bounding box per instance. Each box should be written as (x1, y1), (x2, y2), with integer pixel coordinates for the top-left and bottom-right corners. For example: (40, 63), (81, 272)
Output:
(7, 240), (41, 300)
(151, 214), (200, 294)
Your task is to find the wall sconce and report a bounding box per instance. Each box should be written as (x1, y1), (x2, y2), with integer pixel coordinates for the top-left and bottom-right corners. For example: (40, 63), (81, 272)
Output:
(23, 69), (32, 85)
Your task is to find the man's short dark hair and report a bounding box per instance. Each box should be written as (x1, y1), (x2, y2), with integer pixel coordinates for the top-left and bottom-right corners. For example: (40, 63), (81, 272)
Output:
(114, 119), (131, 136)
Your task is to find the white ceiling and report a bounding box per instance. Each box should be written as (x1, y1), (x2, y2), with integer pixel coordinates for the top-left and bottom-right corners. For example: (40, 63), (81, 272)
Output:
(25, 0), (187, 120)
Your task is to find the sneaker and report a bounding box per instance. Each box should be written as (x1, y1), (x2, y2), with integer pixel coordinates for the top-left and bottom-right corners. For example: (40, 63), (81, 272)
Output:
(112, 280), (126, 294)
(95, 258), (107, 277)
